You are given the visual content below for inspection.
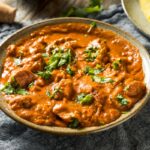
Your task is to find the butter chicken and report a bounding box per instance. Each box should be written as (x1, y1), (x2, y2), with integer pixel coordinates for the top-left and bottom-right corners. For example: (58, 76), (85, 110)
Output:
(0, 22), (146, 128)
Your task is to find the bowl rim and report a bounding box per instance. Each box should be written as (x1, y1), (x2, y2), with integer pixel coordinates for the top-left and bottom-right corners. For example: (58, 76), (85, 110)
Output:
(121, 0), (150, 38)
(0, 17), (150, 135)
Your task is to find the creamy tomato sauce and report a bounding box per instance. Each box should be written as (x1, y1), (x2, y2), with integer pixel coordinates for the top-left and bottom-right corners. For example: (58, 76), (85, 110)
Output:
(0, 23), (146, 128)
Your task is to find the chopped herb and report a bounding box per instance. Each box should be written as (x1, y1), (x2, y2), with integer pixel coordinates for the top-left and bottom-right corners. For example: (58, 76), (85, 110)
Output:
(38, 48), (72, 80)
(124, 85), (129, 91)
(16, 88), (28, 95)
(37, 71), (51, 80)
(47, 87), (63, 100)
(84, 45), (99, 62)
(66, 65), (74, 76)
(116, 94), (128, 106)
(28, 82), (34, 88)
(46, 90), (51, 97)
(87, 22), (97, 33)
(96, 64), (102, 69)
(14, 57), (21, 66)
(90, 0), (103, 6)
(63, 7), (87, 17)
(68, 118), (80, 128)
(0, 82), (28, 95)
(42, 53), (49, 57)
(84, 66), (104, 75)
(0, 82), (15, 95)
(112, 59), (121, 70)
(77, 93), (93, 105)
(45, 49), (72, 71)
(92, 75), (114, 83)
(84, 5), (101, 13)
(62, 0), (103, 17)
(45, 59), (59, 71)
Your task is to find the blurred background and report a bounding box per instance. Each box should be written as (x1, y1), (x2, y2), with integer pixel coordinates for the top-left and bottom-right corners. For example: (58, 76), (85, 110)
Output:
(0, 0), (120, 24)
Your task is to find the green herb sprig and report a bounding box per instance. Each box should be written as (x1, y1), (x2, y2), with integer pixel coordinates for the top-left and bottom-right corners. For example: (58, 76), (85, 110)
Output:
(77, 93), (93, 105)
(0, 82), (28, 95)
(116, 94), (128, 106)
(68, 118), (80, 128)
(37, 71), (51, 80)
(92, 75), (114, 83)
(66, 65), (74, 76)
(112, 59), (121, 70)
(63, 0), (103, 17)
(84, 45), (99, 62)
(87, 22), (97, 33)
(37, 48), (72, 80)
(84, 65), (104, 75)
(46, 87), (63, 100)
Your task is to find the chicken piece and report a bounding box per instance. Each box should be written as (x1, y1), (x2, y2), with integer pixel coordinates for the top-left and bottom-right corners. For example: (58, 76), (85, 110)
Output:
(125, 81), (146, 100)
(99, 108), (121, 124)
(95, 40), (110, 64)
(60, 79), (74, 99)
(74, 76), (94, 93)
(50, 79), (74, 100)
(9, 96), (36, 110)
(52, 70), (67, 82)
(63, 40), (83, 49)
(52, 102), (81, 123)
(21, 53), (44, 72)
(6, 44), (16, 57)
(13, 69), (36, 88)
(46, 37), (73, 54)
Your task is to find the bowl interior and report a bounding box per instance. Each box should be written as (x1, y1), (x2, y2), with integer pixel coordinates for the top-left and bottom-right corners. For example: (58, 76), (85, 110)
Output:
(121, 0), (150, 37)
(0, 17), (150, 135)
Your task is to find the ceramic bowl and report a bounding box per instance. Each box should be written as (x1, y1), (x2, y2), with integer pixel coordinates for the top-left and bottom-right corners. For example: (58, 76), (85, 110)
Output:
(0, 17), (150, 135)
(121, 0), (150, 37)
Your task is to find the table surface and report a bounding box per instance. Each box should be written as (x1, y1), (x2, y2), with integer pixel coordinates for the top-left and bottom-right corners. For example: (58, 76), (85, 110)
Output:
(1, 0), (120, 24)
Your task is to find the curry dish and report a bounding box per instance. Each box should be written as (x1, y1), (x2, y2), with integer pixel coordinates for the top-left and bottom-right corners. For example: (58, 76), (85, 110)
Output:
(0, 22), (146, 128)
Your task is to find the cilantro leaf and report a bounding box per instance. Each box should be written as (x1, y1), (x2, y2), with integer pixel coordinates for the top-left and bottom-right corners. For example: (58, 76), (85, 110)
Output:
(66, 65), (74, 76)
(92, 75), (114, 83)
(84, 5), (101, 13)
(84, 66), (104, 75)
(16, 88), (28, 95)
(45, 49), (72, 71)
(28, 82), (34, 88)
(46, 87), (63, 100)
(46, 90), (51, 97)
(89, 0), (103, 6)
(124, 85), (129, 92)
(37, 71), (51, 80)
(42, 53), (49, 57)
(84, 45), (99, 62)
(116, 94), (128, 106)
(87, 21), (97, 33)
(0, 83), (15, 95)
(68, 118), (80, 128)
(77, 93), (93, 105)
(112, 59), (121, 70)
(62, 0), (103, 17)
(0, 82), (28, 95)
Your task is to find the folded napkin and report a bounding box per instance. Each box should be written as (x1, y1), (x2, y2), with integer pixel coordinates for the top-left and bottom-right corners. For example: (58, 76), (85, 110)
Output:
(0, 4), (150, 150)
